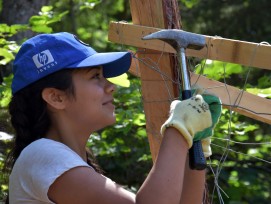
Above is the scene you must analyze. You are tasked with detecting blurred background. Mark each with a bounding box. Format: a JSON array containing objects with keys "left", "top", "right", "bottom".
[{"left": 0, "top": 0, "right": 271, "bottom": 203}]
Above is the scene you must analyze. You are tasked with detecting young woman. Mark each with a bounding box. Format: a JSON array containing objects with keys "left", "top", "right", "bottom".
[{"left": 5, "top": 32, "right": 214, "bottom": 204}]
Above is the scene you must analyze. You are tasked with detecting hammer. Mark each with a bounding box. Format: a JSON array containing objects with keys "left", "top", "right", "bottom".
[{"left": 142, "top": 29, "right": 206, "bottom": 170}]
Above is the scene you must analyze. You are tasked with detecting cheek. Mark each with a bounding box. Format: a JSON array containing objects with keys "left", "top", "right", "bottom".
[
  {"left": 75, "top": 89, "right": 103, "bottom": 114},
  {"left": 66, "top": 100, "right": 99, "bottom": 126}
]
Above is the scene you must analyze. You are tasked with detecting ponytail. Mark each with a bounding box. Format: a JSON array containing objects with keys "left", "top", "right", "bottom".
[
  {"left": 7, "top": 87, "right": 48, "bottom": 166},
  {"left": 6, "top": 69, "right": 72, "bottom": 169}
]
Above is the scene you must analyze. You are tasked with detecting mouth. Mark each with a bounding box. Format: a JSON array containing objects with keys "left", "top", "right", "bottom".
[{"left": 103, "top": 99, "right": 114, "bottom": 106}]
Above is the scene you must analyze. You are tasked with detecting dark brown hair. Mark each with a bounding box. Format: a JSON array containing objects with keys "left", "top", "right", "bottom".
[{"left": 4, "top": 69, "right": 102, "bottom": 203}]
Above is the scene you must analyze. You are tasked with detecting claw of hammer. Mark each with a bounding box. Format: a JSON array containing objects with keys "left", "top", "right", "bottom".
[{"left": 142, "top": 29, "right": 205, "bottom": 50}]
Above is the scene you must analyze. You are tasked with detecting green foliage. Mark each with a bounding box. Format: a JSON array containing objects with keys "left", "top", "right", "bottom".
[
  {"left": 0, "top": 27, "right": 20, "bottom": 201},
  {"left": 197, "top": 58, "right": 271, "bottom": 203},
  {"left": 51, "top": 0, "right": 130, "bottom": 51},
  {"left": 29, "top": 6, "right": 69, "bottom": 33},
  {"left": 180, "top": 0, "right": 200, "bottom": 8},
  {"left": 0, "top": 24, "right": 28, "bottom": 38},
  {"left": 195, "top": 60, "right": 244, "bottom": 81},
  {"left": 107, "top": 73, "right": 130, "bottom": 87},
  {"left": 0, "top": 75, "right": 12, "bottom": 108},
  {"left": 192, "top": 31, "right": 271, "bottom": 202},
  {"left": 246, "top": 87, "right": 271, "bottom": 98},
  {"left": 1, "top": 0, "right": 271, "bottom": 203},
  {"left": 0, "top": 24, "right": 22, "bottom": 65},
  {"left": 208, "top": 108, "right": 271, "bottom": 203}
]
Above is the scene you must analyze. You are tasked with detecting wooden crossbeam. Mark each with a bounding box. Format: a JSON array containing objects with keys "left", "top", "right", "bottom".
[
  {"left": 109, "top": 22, "right": 271, "bottom": 70},
  {"left": 127, "top": 54, "right": 271, "bottom": 125},
  {"left": 108, "top": 22, "right": 271, "bottom": 125}
]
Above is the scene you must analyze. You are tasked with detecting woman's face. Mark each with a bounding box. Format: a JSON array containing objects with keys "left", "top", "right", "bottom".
[{"left": 65, "top": 67, "right": 116, "bottom": 133}]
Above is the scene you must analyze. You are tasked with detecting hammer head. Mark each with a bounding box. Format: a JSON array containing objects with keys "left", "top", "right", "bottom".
[{"left": 142, "top": 29, "right": 205, "bottom": 50}]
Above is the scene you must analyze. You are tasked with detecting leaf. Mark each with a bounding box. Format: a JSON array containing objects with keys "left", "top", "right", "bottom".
[
  {"left": 47, "top": 11, "right": 69, "bottom": 25},
  {"left": 257, "top": 75, "right": 271, "bottom": 88},
  {"left": 246, "top": 87, "right": 271, "bottom": 98},
  {"left": 29, "top": 16, "right": 48, "bottom": 26},
  {"left": 107, "top": 73, "right": 130, "bottom": 87},
  {"left": 196, "top": 60, "right": 243, "bottom": 80},
  {"left": 31, "top": 25, "right": 52, "bottom": 33},
  {"left": 80, "top": 0, "right": 102, "bottom": 10},
  {"left": 0, "top": 48, "right": 14, "bottom": 65},
  {"left": 180, "top": 0, "right": 200, "bottom": 8},
  {"left": 0, "top": 24, "right": 28, "bottom": 36},
  {"left": 0, "top": 75, "right": 12, "bottom": 107},
  {"left": 0, "top": 24, "right": 10, "bottom": 33},
  {"left": 136, "top": 128, "right": 147, "bottom": 138},
  {"left": 244, "top": 124, "right": 258, "bottom": 132},
  {"left": 41, "top": 6, "right": 53, "bottom": 13},
  {"left": 137, "top": 154, "right": 151, "bottom": 162},
  {"left": 133, "top": 113, "right": 145, "bottom": 126}
]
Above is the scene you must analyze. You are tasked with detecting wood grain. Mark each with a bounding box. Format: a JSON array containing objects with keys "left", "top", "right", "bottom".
[
  {"left": 109, "top": 22, "right": 271, "bottom": 70},
  {"left": 129, "top": 0, "right": 181, "bottom": 161}
]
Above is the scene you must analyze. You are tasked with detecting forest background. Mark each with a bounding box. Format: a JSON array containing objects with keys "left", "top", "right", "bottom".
[{"left": 0, "top": 0, "right": 271, "bottom": 203}]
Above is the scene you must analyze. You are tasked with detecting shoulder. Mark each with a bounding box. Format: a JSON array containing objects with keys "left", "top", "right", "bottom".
[
  {"left": 9, "top": 138, "right": 92, "bottom": 202},
  {"left": 21, "top": 138, "right": 86, "bottom": 163},
  {"left": 14, "top": 138, "right": 92, "bottom": 178},
  {"left": 48, "top": 166, "right": 136, "bottom": 204},
  {"left": 22, "top": 138, "right": 77, "bottom": 155}
]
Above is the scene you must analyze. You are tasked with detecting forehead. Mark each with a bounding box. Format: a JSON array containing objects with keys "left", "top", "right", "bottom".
[{"left": 73, "top": 66, "right": 102, "bottom": 74}]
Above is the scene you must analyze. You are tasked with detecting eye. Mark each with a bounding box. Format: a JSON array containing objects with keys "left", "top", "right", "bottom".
[
  {"left": 91, "top": 71, "right": 103, "bottom": 80},
  {"left": 92, "top": 73, "right": 100, "bottom": 79}
]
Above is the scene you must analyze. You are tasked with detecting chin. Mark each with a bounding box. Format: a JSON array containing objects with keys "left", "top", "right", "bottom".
[
  {"left": 109, "top": 116, "right": 116, "bottom": 125},
  {"left": 99, "top": 119, "right": 116, "bottom": 132},
  {"left": 105, "top": 114, "right": 116, "bottom": 126}
]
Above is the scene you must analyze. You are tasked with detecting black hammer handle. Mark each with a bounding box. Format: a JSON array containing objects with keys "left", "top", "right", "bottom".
[{"left": 182, "top": 90, "right": 207, "bottom": 170}]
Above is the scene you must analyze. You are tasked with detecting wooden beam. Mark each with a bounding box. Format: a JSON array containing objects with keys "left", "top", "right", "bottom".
[
  {"left": 190, "top": 74, "right": 271, "bottom": 124},
  {"left": 129, "top": 0, "right": 181, "bottom": 161},
  {"left": 109, "top": 22, "right": 271, "bottom": 70},
  {"left": 127, "top": 58, "right": 271, "bottom": 125}
]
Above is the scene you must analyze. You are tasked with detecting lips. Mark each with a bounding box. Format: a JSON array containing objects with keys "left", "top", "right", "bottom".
[{"left": 103, "top": 99, "right": 114, "bottom": 105}]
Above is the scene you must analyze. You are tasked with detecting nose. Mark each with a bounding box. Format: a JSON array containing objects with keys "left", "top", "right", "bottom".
[{"left": 105, "top": 79, "right": 116, "bottom": 93}]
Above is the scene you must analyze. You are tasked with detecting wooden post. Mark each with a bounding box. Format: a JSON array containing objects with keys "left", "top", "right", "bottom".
[{"left": 129, "top": 0, "right": 181, "bottom": 161}]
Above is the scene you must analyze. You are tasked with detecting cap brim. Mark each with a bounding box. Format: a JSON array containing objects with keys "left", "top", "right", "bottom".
[{"left": 68, "top": 52, "right": 131, "bottom": 78}]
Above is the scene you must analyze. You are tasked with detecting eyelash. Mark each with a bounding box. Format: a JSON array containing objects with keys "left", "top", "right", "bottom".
[{"left": 92, "top": 73, "right": 102, "bottom": 79}]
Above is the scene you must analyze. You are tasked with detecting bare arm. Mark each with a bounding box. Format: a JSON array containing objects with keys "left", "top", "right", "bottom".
[
  {"left": 48, "top": 128, "right": 191, "bottom": 204},
  {"left": 48, "top": 94, "right": 213, "bottom": 204},
  {"left": 180, "top": 157, "right": 206, "bottom": 204},
  {"left": 136, "top": 127, "right": 189, "bottom": 204}
]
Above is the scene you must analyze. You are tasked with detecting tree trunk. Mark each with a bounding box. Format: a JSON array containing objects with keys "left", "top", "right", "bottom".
[{"left": 0, "top": 0, "right": 50, "bottom": 41}]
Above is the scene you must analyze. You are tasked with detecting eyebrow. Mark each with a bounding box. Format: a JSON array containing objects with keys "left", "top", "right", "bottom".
[{"left": 80, "top": 66, "right": 102, "bottom": 74}]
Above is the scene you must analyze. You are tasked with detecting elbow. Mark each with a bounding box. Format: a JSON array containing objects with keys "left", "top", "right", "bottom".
[{"left": 135, "top": 193, "right": 180, "bottom": 204}]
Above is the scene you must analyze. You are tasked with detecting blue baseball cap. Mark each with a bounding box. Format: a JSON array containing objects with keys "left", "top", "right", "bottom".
[{"left": 12, "top": 32, "right": 131, "bottom": 94}]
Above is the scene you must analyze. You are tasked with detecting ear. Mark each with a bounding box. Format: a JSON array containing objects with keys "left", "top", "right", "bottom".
[{"left": 42, "top": 88, "right": 68, "bottom": 110}]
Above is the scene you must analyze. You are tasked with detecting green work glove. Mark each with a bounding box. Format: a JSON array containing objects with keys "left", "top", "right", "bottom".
[
  {"left": 191, "top": 86, "right": 222, "bottom": 157},
  {"left": 192, "top": 86, "right": 222, "bottom": 142},
  {"left": 161, "top": 95, "right": 212, "bottom": 148}
]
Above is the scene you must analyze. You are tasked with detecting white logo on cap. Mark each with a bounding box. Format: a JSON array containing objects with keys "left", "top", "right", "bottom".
[{"left": 32, "top": 50, "right": 55, "bottom": 68}]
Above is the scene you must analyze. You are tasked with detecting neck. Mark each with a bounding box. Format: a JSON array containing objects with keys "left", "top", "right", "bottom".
[{"left": 45, "top": 118, "right": 91, "bottom": 162}]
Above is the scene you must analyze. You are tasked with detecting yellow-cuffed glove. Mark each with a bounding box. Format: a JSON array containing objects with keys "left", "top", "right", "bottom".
[
  {"left": 161, "top": 95, "right": 212, "bottom": 148},
  {"left": 201, "top": 138, "right": 212, "bottom": 157}
]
